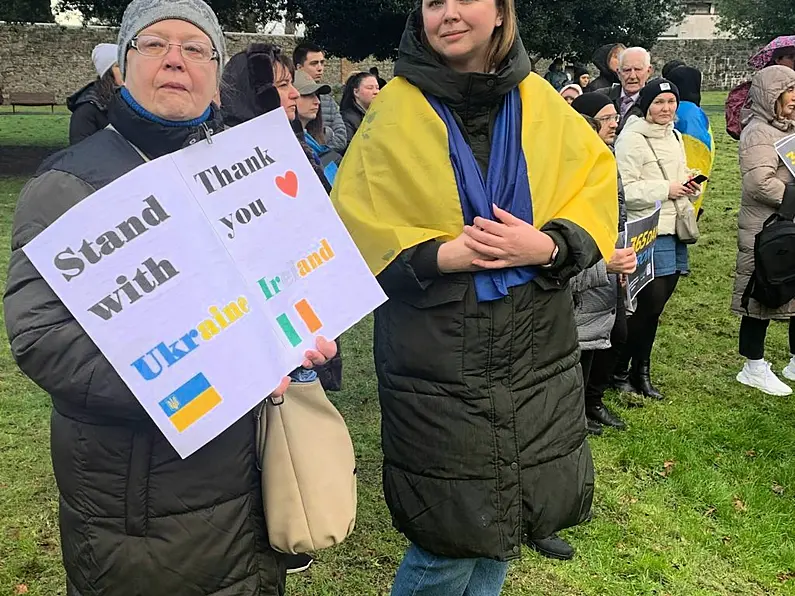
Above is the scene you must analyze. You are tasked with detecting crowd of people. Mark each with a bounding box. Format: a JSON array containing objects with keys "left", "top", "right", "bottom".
[{"left": 6, "top": 0, "right": 795, "bottom": 594}]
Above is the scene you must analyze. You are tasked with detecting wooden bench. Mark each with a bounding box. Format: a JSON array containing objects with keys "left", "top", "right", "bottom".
[{"left": 9, "top": 92, "right": 57, "bottom": 113}]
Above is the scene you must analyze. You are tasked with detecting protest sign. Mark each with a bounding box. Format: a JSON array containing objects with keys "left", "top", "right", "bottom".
[
  {"left": 625, "top": 207, "right": 661, "bottom": 303},
  {"left": 23, "top": 110, "right": 386, "bottom": 458},
  {"left": 775, "top": 134, "right": 795, "bottom": 178}
]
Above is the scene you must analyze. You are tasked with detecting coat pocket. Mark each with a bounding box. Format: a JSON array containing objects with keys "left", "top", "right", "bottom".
[{"left": 376, "top": 279, "right": 468, "bottom": 387}]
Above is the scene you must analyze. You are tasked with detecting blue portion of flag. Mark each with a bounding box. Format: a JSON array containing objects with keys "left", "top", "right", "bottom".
[
  {"left": 675, "top": 102, "right": 713, "bottom": 151},
  {"left": 159, "top": 373, "right": 212, "bottom": 417}
]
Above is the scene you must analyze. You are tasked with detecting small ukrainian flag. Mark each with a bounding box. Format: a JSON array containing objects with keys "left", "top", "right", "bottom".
[{"left": 159, "top": 373, "right": 222, "bottom": 432}]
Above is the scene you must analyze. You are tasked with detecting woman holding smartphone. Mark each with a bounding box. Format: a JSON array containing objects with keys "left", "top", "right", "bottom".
[{"left": 614, "top": 79, "right": 701, "bottom": 401}]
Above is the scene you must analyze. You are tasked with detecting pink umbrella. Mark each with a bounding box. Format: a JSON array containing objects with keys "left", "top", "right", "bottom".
[{"left": 748, "top": 35, "right": 795, "bottom": 70}]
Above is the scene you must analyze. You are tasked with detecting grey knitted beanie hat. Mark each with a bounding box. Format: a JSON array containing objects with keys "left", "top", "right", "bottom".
[{"left": 117, "top": 0, "right": 226, "bottom": 80}]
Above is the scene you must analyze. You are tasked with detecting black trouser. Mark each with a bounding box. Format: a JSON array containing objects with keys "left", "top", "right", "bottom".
[
  {"left": 583, "top": 289, "right": 629, "bottom": 409},
  {"left": 625, "top": 273, "right": 680, "bottom": 365},
  {"left": 739, "top": 316, "right": 795, "bottom": 360}
]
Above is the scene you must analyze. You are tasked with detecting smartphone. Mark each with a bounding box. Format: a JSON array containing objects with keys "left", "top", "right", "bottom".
[{"left": 687, "top": 174, "right": 709, "bottom": 185}]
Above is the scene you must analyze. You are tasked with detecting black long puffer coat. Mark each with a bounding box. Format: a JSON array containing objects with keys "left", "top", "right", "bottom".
[{"left": 4, "top": 93, "right": 285, "bottom": 596}]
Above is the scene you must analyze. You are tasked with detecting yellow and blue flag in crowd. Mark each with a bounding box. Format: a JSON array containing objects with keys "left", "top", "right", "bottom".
[
  {"left": 159, "top": 373, "right": 222, "bottom": 432},
  {"left": 675, "top": 101, "right": 714, "bottom": 214}
]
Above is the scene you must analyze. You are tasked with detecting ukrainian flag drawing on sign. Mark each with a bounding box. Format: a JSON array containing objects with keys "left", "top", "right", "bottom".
[{"left": 159, "top": 373, "right": 222, "bottom": 432}]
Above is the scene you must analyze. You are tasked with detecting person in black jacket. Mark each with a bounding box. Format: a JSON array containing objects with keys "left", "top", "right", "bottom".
[
  {"left": 340, "top": 71, "right": 381, "bottom": 142},
  {"left": 586, "top": 43, "right": 625, "bottom": 92},
  {"left": 66, "top": 43, "right": 123, "bottom": 145},
  {"left": 332, "top": 0, "right": 620, "bottom": 588},
  {"left": 4, "top": 2, "right": 336, "bottom": 595}
]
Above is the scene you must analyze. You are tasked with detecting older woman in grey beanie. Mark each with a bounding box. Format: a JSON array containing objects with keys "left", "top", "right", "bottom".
[{"left": 4, "top": 0, "right": 335, "bottom": 594}]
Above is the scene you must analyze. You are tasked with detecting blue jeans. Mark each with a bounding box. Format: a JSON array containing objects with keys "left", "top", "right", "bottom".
[{"left": 391, "top": 543, "right": 509, "bottom": 596}]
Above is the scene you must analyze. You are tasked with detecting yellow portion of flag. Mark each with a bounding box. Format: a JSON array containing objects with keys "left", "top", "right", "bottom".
[
  {"left": 331, "top": 74, "right": 618, "bottom": 276},
  {"left": 169, "top": 386, "right": 222, "bottom": 432}
]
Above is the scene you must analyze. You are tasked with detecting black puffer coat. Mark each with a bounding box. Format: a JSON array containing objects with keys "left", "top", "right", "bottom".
[
  {"left": 67, "top": 81, "right": 110, "bottom": 145},
  {"left": 373, "top": 12, "right": 596, "bottom": 562},
  {"left": 4, "top": 93, "right": 285, "bottom": 596}
]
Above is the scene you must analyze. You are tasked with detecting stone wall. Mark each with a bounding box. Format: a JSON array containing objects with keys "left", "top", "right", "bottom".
[
  {"left": 0, "top": 23, "right": 764, "bottom": 103},
  {"left": 650, "top": 39, "right": 760, "bottom": 90},
  {"left": 0, "top": 23, "right": 394, "bottom": 103}
]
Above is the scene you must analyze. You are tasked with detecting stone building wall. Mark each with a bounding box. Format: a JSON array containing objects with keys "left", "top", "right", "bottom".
[
  {"left": 0, "top": 24, "right": 394, "bottom": 102},
  {"left": 0, "top": 23, "right": 764, "bottom": 103}
]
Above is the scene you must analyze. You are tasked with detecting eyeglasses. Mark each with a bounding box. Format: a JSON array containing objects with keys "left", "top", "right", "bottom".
[
  {"left": 595, "top": 113, "right": 621, "bottom": 123},
  {"left": 130, "top": 35, "right": 218, "bottom": 63}
]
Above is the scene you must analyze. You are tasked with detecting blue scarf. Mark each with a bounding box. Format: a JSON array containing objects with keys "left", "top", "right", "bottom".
[
  {"left": 120, "top": 87, "right": 212, "bottom": 128},
  {"left": 304, "top": 132, "right": 338, "bottom": 186},
  {"left": 426, "top": 88, "right": 535, "bottom": 302}
]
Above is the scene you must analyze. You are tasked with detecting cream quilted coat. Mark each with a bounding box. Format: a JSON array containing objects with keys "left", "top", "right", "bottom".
[{"left": 732, "top": 66, "right": 795, "bottom": 319}]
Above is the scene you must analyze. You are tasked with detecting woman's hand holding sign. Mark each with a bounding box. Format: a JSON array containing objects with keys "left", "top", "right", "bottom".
[
  {"left": 269, "top": 336, "right": 338, "bottom": 399},
  {"left": 607, "top": 247, "right": 637, "bottom": 275},
  {"left": 462, "top": 205, "right": 557, "bottom": 269}
]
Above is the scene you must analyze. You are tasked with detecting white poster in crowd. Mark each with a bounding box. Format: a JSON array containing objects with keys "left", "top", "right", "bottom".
[
  {"left": 23, "top": 111, "right": 386, "bottom": 458},
  {"left": 625, "top": 207, "right": 661, "bottom": 303},
  {"left": 775, "top": 133, "right": 795, "bottom": 178}
]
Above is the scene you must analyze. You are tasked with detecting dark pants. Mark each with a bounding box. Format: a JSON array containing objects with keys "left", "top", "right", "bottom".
[
  {"left": 625, "top": 273, "right": 680, "bottom": 364},
  {"left": 739, "top": 316, "right": 795, "bottom": 360},
  {"left": 581, "top": 288, "right": 628, "bottom": 409}
]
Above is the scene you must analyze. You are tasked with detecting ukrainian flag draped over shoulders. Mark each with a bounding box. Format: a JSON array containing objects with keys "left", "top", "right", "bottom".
[
  {"left": 675, "top": 101, "right": 715, "bottom": 214},
  {"left": 331, "top": 74, "right": 619, "bottom": 276}
]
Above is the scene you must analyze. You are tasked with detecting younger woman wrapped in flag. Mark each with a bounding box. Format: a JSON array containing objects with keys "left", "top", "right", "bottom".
[{"left": 330, "top": 0, "right": 619, "bottom": 586}]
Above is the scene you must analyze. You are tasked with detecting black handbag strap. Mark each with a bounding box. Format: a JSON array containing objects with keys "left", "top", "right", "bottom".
[{"left": 779, "top": 183, "right": 795, "bottom": 221}]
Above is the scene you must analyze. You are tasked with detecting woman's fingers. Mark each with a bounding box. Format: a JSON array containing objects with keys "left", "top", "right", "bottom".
[
  {"left": 472, "top": 258, "right": 511, "bottom": 269},
  {"left": 301, "top": 336, "right": 338, "bottom": 368},
  {"left": 270, "top": 376, "right": 291, "bottom": 400},
  {"left": 463, "top": 235, "right": 506, "bottom": 258},
  {"left": 471, "top": 217, "right": 507, "bottom": 235},
  {"left": 464, "top": 224, "right": 505, "bottom": 247}
]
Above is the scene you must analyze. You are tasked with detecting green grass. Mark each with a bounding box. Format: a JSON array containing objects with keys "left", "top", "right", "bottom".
[{"left": 1, "top": 94, "right": 795, "bottom": 596}]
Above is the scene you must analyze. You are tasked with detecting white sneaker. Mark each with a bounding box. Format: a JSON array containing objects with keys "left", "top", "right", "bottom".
[
  {"left": 783, "top": 359, "right": 795, "bottom": 381},
  {"left": 736, "top": 362, "right": 792, "bottom": 396}
]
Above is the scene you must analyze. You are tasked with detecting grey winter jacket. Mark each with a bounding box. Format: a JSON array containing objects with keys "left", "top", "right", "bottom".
[
  {"left": 321, "top": 94, "right": 348, "bottom": 153},
  {"left": 572, "top": 166, "right": 627, "bottom": 350}
]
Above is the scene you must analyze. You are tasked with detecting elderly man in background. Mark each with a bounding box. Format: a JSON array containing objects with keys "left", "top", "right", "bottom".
[{"left": 601, "top": 47, "right": 653, "bottom": 135}]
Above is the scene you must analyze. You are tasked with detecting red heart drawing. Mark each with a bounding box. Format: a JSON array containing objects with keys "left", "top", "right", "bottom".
[{"left": 275, "top": 170, "right": 299, "bottom": 198}]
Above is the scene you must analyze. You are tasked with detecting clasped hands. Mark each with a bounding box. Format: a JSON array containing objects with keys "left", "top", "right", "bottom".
[
  {"left": 438, "top": 205, "right": 557, "bottom": 274},
  {"left": 269, "top": 336, "right": 337, "bottom": 399}
]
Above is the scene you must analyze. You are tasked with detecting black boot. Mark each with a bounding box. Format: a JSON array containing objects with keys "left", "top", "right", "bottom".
[
  {"left": 587, "top": 404, "right": 627, "bottom": 430},
  {"left": 586, "top": 418, "right": 603, "bottom": 436},
  {"left": 612, "top": 352, "right": 636, "bottom": 393},
  {"left": 528, "top": 534, "right": 575, "bottom": 560},
  {"left": 630, "top": 359, "right": 664, "bottom": 400}
]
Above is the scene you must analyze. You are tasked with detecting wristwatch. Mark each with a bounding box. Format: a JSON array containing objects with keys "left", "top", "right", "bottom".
[{"left": 541, "top": 243, "right": 559, "bottom": 268}]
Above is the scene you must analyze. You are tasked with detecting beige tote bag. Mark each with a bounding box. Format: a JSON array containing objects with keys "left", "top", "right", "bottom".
[{"left": 256, "top": 379, "right": 357, "bottom": 554}]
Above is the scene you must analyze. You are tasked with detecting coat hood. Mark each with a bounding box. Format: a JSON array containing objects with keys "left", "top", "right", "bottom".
[
  {"left": 591, "top": 43, "right": 621, "bottom": 85},
  {"left": 749, "top": 65, "right": 795, "bottom": 131},
  {"left": 393, "top": 9, "right": 531, "bottom": 113},
  {"left": 622, "top": 114, "right": 675, "bottom": 139},
  {"left": 220, "top": 44, "right": 282, "bottom": 128},
  {"left": 67, "top": 81, "right": 103, "bottom": 113},
  {"left": 667, "top": 66, "right": 702, "bottom": 106}
]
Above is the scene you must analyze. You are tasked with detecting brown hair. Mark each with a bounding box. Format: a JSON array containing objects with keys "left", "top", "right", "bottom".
[
  {"left": 306, "top": 99, "right": 325, "bottom": 143},
  {"left": 486, "top": 0, "right": 517, "bottom": 70}
]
